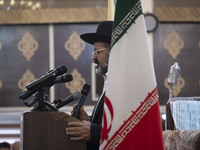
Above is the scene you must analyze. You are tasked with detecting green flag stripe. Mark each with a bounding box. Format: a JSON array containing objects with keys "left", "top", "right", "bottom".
[{"left": 111, "top": 0, "right": 142, "bottom": 48}]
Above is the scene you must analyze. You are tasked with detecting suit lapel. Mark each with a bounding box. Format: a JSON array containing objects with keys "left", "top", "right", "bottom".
[{"left": 91, "top": 92, "right": 105, "bottom": 122}]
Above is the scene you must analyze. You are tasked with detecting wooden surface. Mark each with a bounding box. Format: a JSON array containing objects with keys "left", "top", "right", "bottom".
[{"left": 21, "top": 111, "right": 86, "bottom": 150}]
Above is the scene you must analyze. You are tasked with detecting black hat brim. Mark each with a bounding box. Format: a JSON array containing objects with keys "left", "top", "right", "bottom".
[{"left": 80, "top": 33, "right": 111, "bottom": 45}]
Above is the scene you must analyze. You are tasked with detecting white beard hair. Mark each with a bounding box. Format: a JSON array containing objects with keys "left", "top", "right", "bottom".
[{"left": 96, "top": 65, "right": 108, "bottom": 76}]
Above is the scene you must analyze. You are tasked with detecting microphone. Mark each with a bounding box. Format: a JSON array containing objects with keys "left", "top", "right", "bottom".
[
  {"left": 168, "top": 62, "right": 181, "bottom": 100},
  {"left": 168, "top": 62, "right": 180, "bottom": 86},
  {"left": 56, "top": 91, "right": 81, "bottom": 109},
  {"left": 26, "top": 65, "right": 67, "bottom": 90},
  {"left": 19, "top": 86, "right": 40, "bottom": 100},
  {"left": 23, "top": 98, "right": 36, "bottom": 107},
  {"left": 45, "top": 74, "right": 73, "bottom": 87},
  {"left": 73, "top": 84, "right": 91, "bottom": 118}
]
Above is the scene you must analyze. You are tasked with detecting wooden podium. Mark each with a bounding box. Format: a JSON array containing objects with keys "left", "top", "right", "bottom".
[{"left": 21, "top": 111, "right": 86, "bottom": 150}]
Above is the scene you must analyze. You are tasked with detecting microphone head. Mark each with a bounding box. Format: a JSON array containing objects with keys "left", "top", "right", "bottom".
[
  {"left": 168, "top": 62, "right": 180, "bottom": 85},
  {"left": 44, "top": 74, "right": 73, "bottom": 87},
  {"left": 81, "top": 84, "right": 91, "bottom": 96},
  {"left": 72, "top": 91, "right": 81, "bottom": 100},
  {"left": 57, "top": 65, "right": 67, "bottom": 75},
  {"left": 60, "top": 74, "right": 73, "bottom": 82}
]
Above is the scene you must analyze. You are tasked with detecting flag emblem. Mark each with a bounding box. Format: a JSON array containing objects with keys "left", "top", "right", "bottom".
[{"left": 100, "top": 96, "right": 114, "bottom": 144}]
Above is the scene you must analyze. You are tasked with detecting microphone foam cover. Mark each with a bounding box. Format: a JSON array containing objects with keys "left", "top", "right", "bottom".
[{"left": 72, "top": 91, "right": 81, "bottom": 100}]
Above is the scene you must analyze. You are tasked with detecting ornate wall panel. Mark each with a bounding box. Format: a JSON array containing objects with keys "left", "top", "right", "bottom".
[
  {"left": 0, "top": 7, "right": 107, "bottom": 24},
  {"left": 154, "top": 7, "right": 200, "bottom": 22},
  {"left": 0, "top": 23, "right": 105, "bottom": 107},
  {"left": 54, "top": 23, "right": 104, "bottom": 106},
  {"left": 0, "top": 25, "right": 49, "bottom": 106},
  {"left": 154, "top": 23, "right": 200, "bottom": 105}
]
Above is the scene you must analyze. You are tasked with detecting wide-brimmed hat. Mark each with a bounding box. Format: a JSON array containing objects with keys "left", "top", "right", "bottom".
[{"left": 80, "top": 21, "right": 113, "bottom": 45}]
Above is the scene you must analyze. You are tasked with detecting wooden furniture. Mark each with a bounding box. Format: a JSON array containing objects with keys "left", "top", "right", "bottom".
[{"left": 21, "top": 111, "right": 86, "bottom": 150}]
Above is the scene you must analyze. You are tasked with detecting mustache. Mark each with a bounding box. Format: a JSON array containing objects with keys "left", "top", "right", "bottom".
[{"left": 93, "top": 59, "right": 99, "bottom": 65}]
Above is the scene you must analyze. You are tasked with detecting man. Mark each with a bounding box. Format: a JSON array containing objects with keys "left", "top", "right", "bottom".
[
  {"left": 0, "top": 142, "right": 10, "bottom": 150},
  {"left": 66, "top": 21, "right": 113, "bottom": 150}
]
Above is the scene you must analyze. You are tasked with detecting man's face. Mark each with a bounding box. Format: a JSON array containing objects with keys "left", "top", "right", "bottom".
[{"left": 93, "top": 42, "right": 110, "bottom": 76}]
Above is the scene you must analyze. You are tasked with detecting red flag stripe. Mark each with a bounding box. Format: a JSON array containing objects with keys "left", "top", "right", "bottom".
[{"left": 103, "top": 87, "right": 163, "bottom": 149}]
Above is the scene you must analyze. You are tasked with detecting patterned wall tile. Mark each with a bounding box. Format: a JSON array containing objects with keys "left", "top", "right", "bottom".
[{"left": 154, "top": 23, "right": 200, "bottom": 105}]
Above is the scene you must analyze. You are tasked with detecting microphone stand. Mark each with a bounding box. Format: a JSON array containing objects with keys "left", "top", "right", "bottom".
[
  {"left": 44, "top": 86, "right": 50, "bottom": 101},
  {"left": 31, "top": 87, "right": 58, "bottom": 112},
  {"left": 165, "top": 62, "right": 180, "bottom": 130}
]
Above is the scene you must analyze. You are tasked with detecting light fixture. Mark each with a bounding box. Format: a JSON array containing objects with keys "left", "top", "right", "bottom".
[
  {"left": 0, "top": 0, "right": 4, "bottom": 5},
  {"left": 35, "top": 2, "right": 41, "bottom": 8},
  {"left": 20, "top": 0, "right": 24, "bottom": 5},
  {"left": 28, "top": 1, "right": 32, "bottom": 6},
  {"left": 10, "top": 0, "right": 15, "bottom": 5}
]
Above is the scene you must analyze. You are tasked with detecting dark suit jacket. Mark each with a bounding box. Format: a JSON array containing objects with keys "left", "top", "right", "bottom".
[{"left": 87, "top": 93, "right": 105, "bottom": 150}]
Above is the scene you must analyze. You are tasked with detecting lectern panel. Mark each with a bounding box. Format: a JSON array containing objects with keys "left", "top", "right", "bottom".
[{"left": 21, "top": 112, "right": 86, "bottom": 150}]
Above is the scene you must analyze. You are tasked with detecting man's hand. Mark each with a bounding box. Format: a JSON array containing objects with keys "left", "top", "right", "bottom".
[
  {"left": 71, "top": 104, "right": 89, "bottom": 121},
  {"left": 66, "top": 120, "right": 91, "bottom": 141}
]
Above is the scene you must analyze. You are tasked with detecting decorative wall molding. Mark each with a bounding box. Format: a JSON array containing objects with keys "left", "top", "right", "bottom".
[
  {"left": 18, "top": 32, "right": 39, "bottom": 60},
  {"left": 1, "top": 6, "right": 200, "bottom": 24},
  {"left": 65, "top": 31, "right": 86, "bottom": 60},
  {"left": 0, "top": 7, "right": 107, "bottom": 24},
  {"left": 164, "top": 31, "right": 184, "bottom": 59},
  {"left": 154, "top": 7, "right": 200, "bottom": 22}
]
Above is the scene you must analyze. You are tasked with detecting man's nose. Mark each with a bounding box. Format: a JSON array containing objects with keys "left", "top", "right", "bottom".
[{"left": 92, "top": 53, "right": 97, "bottom": 60}]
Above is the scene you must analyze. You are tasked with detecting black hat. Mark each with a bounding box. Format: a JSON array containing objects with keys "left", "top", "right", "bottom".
[{"left": 80, "top": 21, "right": 113, "bottom": 45}]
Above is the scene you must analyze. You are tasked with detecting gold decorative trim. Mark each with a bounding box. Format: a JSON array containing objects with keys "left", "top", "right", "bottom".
[
  {"left": 18, "top": 69, "right": 37, "bottom": 91},
  {"left": 164, "top": 31, "right": 184, "bottom": 59},
  {"left": 154, "top": 7, "right": 200, "bottom": 22},
  {"left": 0, "top": 7, "right": 107, "bottom": 24},
  {"left": 18, "top": 32, "right": 38, "bottom": 61},
  {"left": 0, "top": 80, "right": 2, "bottom": 89},
  {"left": 65, "top": 31, "right": 86, "bottom": 60},
  {"left": 1, "top": 6, "right": 200, "bottom": 24},
  {"left": 65, "top": 69, "right": 86, "bottom": 94}
]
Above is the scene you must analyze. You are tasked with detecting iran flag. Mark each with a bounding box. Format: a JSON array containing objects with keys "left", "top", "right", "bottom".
[{"left": 100, "top": 0, "right": 164, "bottom": 149}]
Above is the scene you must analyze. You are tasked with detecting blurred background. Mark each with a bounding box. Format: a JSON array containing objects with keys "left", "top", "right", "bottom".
[{"left": 0, "top": 0, "right": 200, "bottom": 145}]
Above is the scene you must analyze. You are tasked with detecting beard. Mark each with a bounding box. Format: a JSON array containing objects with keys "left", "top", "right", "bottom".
[
  {"left": 94, "top": 59, "right": 108, "bottom": 76},
  {"left": 96, "top": 65, "right": 108, "bottom": 76}
]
